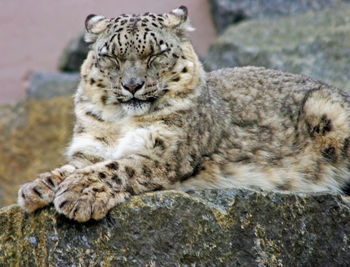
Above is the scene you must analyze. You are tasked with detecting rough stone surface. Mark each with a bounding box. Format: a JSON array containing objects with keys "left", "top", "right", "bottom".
[
  {"left": 208, "top": 0, "right": 350, "bottom": 33},
  {"left": 27, "top": 71, "right": 80, "bottom": 100},
  {"left": 58, "top": 33, "right": 89, "bottom": 72},
  {"left": 0, "top": 189, "right": 349, "bottom": 266},
  {"left": 0, "top": 186, "right": 2, "bottom": 207},
  {"left": 206, "top": 4, "right": 350, "bottom": 92},
  {"left": 0, "top": 97, "right": 74, "bottom": 207}
]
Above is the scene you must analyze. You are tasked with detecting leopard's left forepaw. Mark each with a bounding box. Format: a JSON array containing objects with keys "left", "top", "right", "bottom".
[{"left": 54, "top": 173, "right": 129, "bottom": 222}]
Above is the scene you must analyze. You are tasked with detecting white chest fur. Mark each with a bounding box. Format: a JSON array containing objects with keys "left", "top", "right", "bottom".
[{"left": 66, "top": 123, "right": 168, "bottom": 161}]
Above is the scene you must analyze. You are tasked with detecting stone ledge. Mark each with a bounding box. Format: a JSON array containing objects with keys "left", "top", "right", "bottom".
[{"left": 1, "top": 189, "right": 350, "bottom": 266}]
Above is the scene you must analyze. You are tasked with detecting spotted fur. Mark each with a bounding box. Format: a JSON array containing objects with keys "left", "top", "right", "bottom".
[{"left": 18, "top": 6, "right": 350, "bottom": 222}]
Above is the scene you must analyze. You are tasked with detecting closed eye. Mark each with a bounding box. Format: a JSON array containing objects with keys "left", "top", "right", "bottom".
[
  {"left": 98, "top": 54, "right": 120, "bottom": 69},
  {"left": 147, "top": 48, "right": 170, "bottom": 68},
  {"left": 153, "top": 48, "right": 170, "bottom": 57}
]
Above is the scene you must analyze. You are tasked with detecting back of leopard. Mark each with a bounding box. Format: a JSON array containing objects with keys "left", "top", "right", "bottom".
[
  {"left": 18, "top": 6, "right": 350, "bottom": 222},
  {"left": 178, "top": 67, "right": 350, "bottom": 193}
]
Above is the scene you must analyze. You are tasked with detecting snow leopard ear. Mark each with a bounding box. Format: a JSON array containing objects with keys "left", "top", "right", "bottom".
[
  {"left": 164, "top": 6, "right": 195, "bottom": 37},
  {"left": 84, "top": 14, "right": 109, "bottom": 43}
]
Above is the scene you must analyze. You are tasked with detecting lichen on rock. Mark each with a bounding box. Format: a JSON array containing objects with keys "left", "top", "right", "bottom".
[{"left": 1, "top": 189, "right": 349, "bottom": 266}]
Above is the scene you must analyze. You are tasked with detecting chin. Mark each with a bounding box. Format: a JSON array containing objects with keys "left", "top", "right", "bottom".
[{"left": 121, "top": 99, "right": 151, "bottom": 116}]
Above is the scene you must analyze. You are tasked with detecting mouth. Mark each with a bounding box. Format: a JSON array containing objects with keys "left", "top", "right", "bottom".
[
  {"left": 119, "top": 93, "right": 166, "bottom": 115},
  {"left": 120, "top": 97, "right": 157, "bottom": 114},
  {"left": 122, "top": 97, "right": 157, "bottom": 105}
]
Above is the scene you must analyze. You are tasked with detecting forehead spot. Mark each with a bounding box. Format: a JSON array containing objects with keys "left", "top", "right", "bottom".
[{"left": 109, "top": 34, "right": 116, "bottom": 42}]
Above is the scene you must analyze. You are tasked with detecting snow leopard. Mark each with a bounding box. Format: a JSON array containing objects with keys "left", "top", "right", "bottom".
[{"left": 18, "top": 6, "right": 350, "bottom": 222}]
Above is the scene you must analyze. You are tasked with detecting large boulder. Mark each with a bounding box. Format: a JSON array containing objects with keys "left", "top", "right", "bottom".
[
  {"left": 208, "top": 0, "right": 350, "bottom": 33},
  {"left": 0, "top": 97, "right": 74, "bottom": 207},
  {"left": 27, "top": 71, "right": 80, "bottom": 100},
  {"left": 206, "top": 4, "right": 350, "bottom": 92},
  {"left": 58, "top": 33, "right": 89, "bottom": 72},
  {"left": 0, "top": 189, "right": 349, "bottom": 265}
]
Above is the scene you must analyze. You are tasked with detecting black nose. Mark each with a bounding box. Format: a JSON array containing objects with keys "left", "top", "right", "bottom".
[{"left": 122, "top": 81, "right": 144, "bottom": 94}]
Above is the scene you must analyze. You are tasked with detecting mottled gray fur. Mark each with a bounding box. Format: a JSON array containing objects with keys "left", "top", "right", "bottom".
[{"left": 18, "top": 6, "right": 350, "bottom": 222}]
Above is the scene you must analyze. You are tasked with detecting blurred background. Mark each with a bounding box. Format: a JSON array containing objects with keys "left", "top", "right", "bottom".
[
  {"left": 1, "top": 0, "right": 350, "bottom": 207},
  {"left": 0, "top": 0, "right": 216, "bottom": 104}
]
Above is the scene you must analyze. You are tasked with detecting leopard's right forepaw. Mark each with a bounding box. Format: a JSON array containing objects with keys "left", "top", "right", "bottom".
[{"left": 17, "top": 174, "right": 56, "bottom": 212}]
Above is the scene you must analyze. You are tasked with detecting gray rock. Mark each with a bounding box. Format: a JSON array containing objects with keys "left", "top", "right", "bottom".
[
  {"left": 208, "top": 0, "right": 350, "bottom": 33},
  {"left": 1, "top": 189, "right": 350, "bottom": 265},
  {"left": 206, "top": 4, "right": 350, "bottom": 92},
  {"left": 58, "top": 33, "right": 89, "bottom": 72},
  {"left": 27, "top": 71, "right": 80, "bottom": 100}
]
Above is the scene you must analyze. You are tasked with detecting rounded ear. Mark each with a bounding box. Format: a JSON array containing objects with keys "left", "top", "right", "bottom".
[
  {"left": 164, "top": 6, "right": 195, "bottom": 37},
  {"left": 84, "top": 14, "right": 109, "bottom": 43}
]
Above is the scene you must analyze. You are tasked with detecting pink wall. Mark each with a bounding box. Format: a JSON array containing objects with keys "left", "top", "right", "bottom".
[{"left": 0, "top": 0, "right": 216, "bottom": 104}]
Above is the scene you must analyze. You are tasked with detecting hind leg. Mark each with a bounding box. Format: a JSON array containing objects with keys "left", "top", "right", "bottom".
[
  {"left": 295, "top": 87, "right": 350, "bottom": 190},
  {"left": 299, "top": 88, "right": 350, "bottom": 158},
  {"left": 177, "top": 87, "right": 350, "bottom": 194}
]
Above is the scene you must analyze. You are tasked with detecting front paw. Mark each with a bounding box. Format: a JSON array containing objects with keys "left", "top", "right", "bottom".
[
  {"left": 54, "top": 173, "right": 130, "bottom": 222},
  {"left": 18, "top": 172, "right": 56, "bottom": 212}
]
